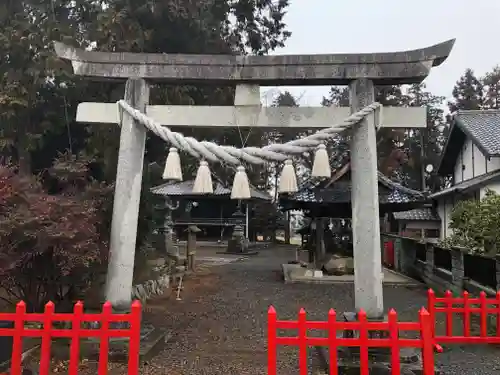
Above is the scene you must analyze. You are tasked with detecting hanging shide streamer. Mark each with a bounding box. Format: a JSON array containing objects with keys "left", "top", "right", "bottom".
[
  {"left": 162, "top": 147, "right": 183, "bottom": 181},
  {"left": 278, "top": 159, "right": 298, "bottom": 194},
  {"left": 193, "top": 160, "right": 213, "bottom": 194},
  {"left": 311, "top": 144, "right": 331, "bottom": 178},
  {"left": 231, "top": 165, "right": 251, "bottom": 200}
]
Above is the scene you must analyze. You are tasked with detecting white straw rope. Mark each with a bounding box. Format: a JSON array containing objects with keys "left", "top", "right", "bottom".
[{"left": 117, "top": 100, "right": 381, "bottom": 166}]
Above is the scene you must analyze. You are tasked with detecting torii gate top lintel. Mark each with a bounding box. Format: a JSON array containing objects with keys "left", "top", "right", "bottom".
[{"left": 53, "top": 39, "right": 455, "bottom": 86}]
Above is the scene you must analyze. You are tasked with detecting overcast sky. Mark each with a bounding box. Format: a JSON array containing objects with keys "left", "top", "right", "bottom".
[{"left": 263, "top": 0, "right": 500, "bottom": 108}]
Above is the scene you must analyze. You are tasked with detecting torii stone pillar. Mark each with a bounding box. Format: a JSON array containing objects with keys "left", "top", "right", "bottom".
[
  {"left": 349, "top": 79, "right": 383, "bottom": 317},
  {"left": 54, "top": 39, "right": 454, "bottom": 317},
  {"left": 105, "top": 78, "right": 149, "bottom": 310}
]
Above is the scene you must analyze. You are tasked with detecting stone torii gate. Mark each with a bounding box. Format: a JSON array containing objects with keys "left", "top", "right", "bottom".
[{"left": 54, "top": 39, "right": 454, "bottom": 319}]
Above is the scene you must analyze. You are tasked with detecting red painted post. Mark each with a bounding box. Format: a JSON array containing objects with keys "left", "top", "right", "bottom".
[
  {"left": 427, "top": 289, "right": 436, "bottom": 338},
  {"left": 327, "top": 309, "right": 338, "bottom": 375},
  {"left": 357, "top": 310, "right": 369, "bottom": 375},
  {"left": 10, "top": 301, "right": 26, "bottom": 375},
  {"left": 496, "top": 292, "right": 500, "bottom": 338},
  {"left": 39, "top": 302, "right": 55, "bottom": 375},
  {"left": 388, "top": 309, "right": 400, "bottom": 375},
  {"left": 128, "top": 300, "right": 142, "bottom": 375},
  {"left": 463, "top": 291, "right": 470, "bottom": 337},
  {"left": 98, "top": 302, "right": 112, "bottom": 375},
  {"left": 444, "top": 290, "right": 453, "bottom": 337},
  {"left": 420, "top": 308, "right": 435, "bottom": 375},
  {"left": 479, "top": 292, "right": 487, "bottom": 338},
  {"left": 69, "top": 301, "right": 83, "bottom": 375},
  {"left": 267, "top": 306, "right": 277, "bottom": 375},
  {"left": 298, "top": 308, "right": 307, "bottom": 375}
]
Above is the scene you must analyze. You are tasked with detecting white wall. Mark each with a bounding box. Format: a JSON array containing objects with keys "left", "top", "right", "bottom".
[
  {"left": 480, "top": 181, "right": 500, "bottom": 198},
  {"left": 453, "top": 139, "right": 494, "bottom": 183},
  {"left": 437, "top": 196, "right": 454, "bottom": 240},
  {"left": 487, "top": 156, "right": 500, "bottom": 173},
  {"left": 439, "top": 137, "right": 500, "bottom": 239}
]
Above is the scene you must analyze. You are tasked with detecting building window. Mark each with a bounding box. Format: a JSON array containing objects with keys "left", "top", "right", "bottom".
[{"left": 425, "top": 229, "right": 440, "bottom": 238}]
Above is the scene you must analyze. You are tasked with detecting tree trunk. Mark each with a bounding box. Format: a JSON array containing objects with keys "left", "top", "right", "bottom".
[{"left": 16, "top": 132, "right": 31, "bottom": 176}]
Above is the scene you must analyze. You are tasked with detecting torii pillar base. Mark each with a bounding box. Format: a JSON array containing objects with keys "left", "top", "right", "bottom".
[{"left": 314, "top": 312, "right": 432, "bottom": 375}]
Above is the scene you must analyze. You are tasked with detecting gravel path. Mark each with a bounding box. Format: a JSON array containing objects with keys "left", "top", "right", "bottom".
[{"left": 136, "top": 246, "right": 500, "bottom": 375}]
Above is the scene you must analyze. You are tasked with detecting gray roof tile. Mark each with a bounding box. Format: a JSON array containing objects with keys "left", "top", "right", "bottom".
[
  {"left": 455, "top": 110, "right": 500, "bottom": 155},
  {"left": 285, "top": 172, "right": 424, "bottom": 205},
  {"left": 393, "top": 208, "right": 440, "bottom": 221}
]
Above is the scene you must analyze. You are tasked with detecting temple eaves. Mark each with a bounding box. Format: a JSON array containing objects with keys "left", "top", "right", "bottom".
[{"left": 53, "top": 39, "right": 455, "bottom": 86}]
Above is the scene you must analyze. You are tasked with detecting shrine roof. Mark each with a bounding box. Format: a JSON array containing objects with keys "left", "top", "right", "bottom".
[
  {"left": 151, "top": 180, "right": 272, "bottom": 201},
  {"left": 280, "top": 162, "right": 424, "bottom": 207}
]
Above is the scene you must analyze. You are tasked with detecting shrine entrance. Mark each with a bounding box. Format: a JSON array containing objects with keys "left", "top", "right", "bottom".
[{"left": 54, "top": 39, "right": 455, "bottom": 372}]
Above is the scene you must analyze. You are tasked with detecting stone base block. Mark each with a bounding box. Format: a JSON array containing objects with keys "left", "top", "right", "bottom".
[
  {"left": 52, "top": 322, "right": 169, "bottom": 363},
  {"left": 315, "top": 345, "right": 440, "bottom": 375},
  {"left": 315, "top": 346, "right": 439, "bottom": 375},
  {"left": 227, "top": 237, "right": 249, "bottom": 253},
  {"left": 312, "top": 311, "right": 440, "bottom": 375}
]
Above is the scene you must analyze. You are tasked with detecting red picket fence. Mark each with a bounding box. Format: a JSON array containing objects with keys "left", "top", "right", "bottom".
[
  {"left": 0, "top": 300, "right": 142, "bottom": 375},
  {"left": 428, "top": 289, "right": 500, "bottom": 344},
  {"left": 267, "top": 306, "right": 437, "bottom": 375}
]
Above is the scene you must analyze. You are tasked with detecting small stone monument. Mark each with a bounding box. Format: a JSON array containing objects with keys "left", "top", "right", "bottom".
[{"left": 185, "top": 225, "right": 201, "bottom": 271}]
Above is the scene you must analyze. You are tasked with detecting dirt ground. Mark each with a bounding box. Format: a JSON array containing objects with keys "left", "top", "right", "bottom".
[{"left": 43, "top": 245, "right": 500, "bottom": 375}]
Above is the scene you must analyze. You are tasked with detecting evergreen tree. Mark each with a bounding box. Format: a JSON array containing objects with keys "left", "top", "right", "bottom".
[
  {"left": 482, "top": 66, "right": 500, "bottom": 110},
  {"left": 403, "top": 83, "right": 446, "bottom": 190},
  {"left": 0, "top": 0, "right": 99, "bottom": 175},
  {"left": 321, "top": 85, "right": 410, "bottom": 178},
  {"left": 0, "top": 0, "right": 293, "bottom": 254},
  {"left": 321, "top": 87, "right": 349, "bottom": 107},
  {"left": 448, "top": 68, "right": 484, "bottom": 112}
]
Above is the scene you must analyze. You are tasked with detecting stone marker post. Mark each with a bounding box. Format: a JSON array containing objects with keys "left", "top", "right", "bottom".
[{"left": 186, "top": 225, "right": 201, "bottom": 271}]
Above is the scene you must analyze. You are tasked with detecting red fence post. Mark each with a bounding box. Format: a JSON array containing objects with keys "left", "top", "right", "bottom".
[
  {"left": 327, "top": 309, "right": 338, "bottom": 375},
  {"left": 267, "top": 306, "right": 277, "bottom": 375},
  {"left": 98, "top": 302, "right": 112, "bottom": 375},
  {"left": 357, "top": 310, "right": 369, "bottom": 375},
  {"left": 427, "top": 289, "right": 435, "bottom": 338},
  {"left": 298, "top": 308, "right": 307, "bottom": 375},
  {"left": 496, "top": 292, "right": 500, "bottom": 338},
  {"left": 463, "top": 291, "right": 470, "bottom": 337},
  {"left": 444, "top": 290, "right": 453, "bottom": 337},
  {"left": 479, "top": 292, "right": 487, "bottom": 338},
  {"left": 388, "top": 309, "right": 400, "bottom": 375},
  {"left": 69, "top": 301, "right": 83, "bottom": 375},
  {"left": 10, "top": 301, "right": 26, "bottom": 375},
  {"left": 127, "top": 301, "right": 142, "bottom": 375},
  {"left": 420, "top": 308, "right": 435, "bottom": 375},
  {"left": 39, "top": 302, "right": 55, "bottom": 375}
]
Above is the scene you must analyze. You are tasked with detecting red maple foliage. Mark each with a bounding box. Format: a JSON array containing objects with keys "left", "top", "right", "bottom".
[{"left": 0, "top": 154, "right": 112, "bottom": 311}]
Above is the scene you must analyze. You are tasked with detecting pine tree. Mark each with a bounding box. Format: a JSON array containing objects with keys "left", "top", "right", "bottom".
[
  {"left": 482, "top": 66, "right": 500, "bottom": 110},
  {"left": 321, "top": 87, "right": 349, "bottom": 107},
  {"left": 448, "top": 69, "right": 484, "bottom": 112}
]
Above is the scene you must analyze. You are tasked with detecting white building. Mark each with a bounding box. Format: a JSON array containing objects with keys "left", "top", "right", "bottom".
[{"left": 431, "top": 110, "right": 500, "bottom": 239}]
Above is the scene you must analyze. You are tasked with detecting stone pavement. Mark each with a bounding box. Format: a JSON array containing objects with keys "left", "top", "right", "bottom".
[{"left": 126, "top": 245, "right": 500, "bottom": 375}]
